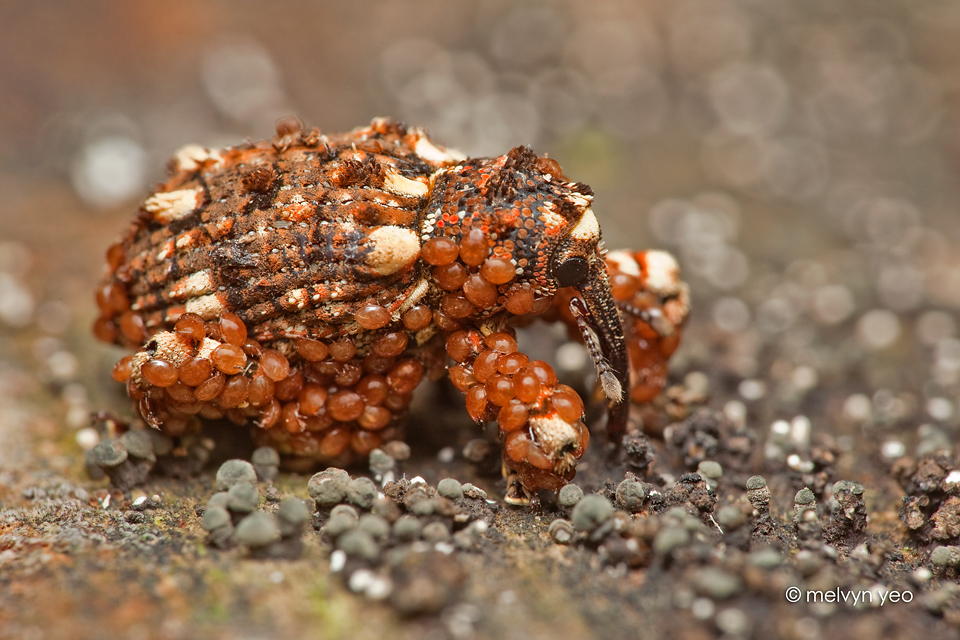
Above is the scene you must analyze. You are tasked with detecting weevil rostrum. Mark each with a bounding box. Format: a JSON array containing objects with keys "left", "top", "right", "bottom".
[{"left": 94, "top": 117, "right": 689, "bottom": 505}]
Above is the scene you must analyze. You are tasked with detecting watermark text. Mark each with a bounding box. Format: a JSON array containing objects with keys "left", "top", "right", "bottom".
[{"left": 785, "top": 586, "right": 913, "bottom": 606}]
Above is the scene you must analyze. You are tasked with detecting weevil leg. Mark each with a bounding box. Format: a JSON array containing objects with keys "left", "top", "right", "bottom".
[
  {"left": 604, "top": 250, "right": 689, "bottom": 405},
  {"left": 445, "top": 328, "right": 587, "bottom": 505},
  {"left": 617, "top": 301, "right": 676, "bottom": 337},
  {"left": 90, "top": 410, "right": 132, "bottom": 435},
  {"left": 502, "top": 461, "right": 532, "bottom": 506},
  {"left": 568, "top": 297, "right": 623, "bottom": 403}
]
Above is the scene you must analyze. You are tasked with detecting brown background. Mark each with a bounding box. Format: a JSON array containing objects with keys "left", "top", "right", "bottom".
[{"left": 2, "top": 1, "right": 960, "bottom": 639}]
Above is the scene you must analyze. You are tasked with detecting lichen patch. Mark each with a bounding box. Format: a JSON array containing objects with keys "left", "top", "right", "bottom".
[
  {"left": 170, "top": 270, "right": 215, "bottom": 299},
  {"left": 530, "top": 415, "right": 579, "bottom": 461},
  {"left": 282, "top": 288, "right": 309, "bottom": 310},
  {"left": 144, "top": 188, "right": 202, "bottom": 223},
  {"left": 606, "top": 251, "right": 641, "bottom": 277},
  {"left": 569, "top": 208, "right": 600, "bottom": 242},
  {"left": 413, "top": 133, "right": 466, "bottom": 164},
  {"left": 174, "top": 144, "right": 223, "bottom": 171},
  {"left": 366, "top": 226, "right": 420, "bottom": 276},
  {"left": 185, "top": 293, "right": 226, "bottom": 319},
  {"left": 383, "top": 169, "right": 429, "bottom": 198},
  {"left": 642, "top": 251, "right": 681, "bottom": 296}
]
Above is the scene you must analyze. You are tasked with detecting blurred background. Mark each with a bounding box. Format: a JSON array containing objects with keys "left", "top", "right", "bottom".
[{"left": 2, "top": 0, "right": 960, "bottom": 472}]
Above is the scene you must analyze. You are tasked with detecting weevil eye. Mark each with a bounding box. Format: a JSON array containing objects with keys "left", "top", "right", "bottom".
[{"left": 553, "top": 256, "right": 589, "bottom": 288}]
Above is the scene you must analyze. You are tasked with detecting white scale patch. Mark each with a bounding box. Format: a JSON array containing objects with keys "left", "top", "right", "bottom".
[
  {"left": 606, "top": 250, "right": 641, "bottom": 277},
  {"left": 285, "top": 288, "right": 308, "bottom": 309},
  {"left": 565, "top": 183, "right": 593, "bottom": 208},
  {"left": 529, "top": 415, "right": 579, "bottom": 460},
  {"left": 366, "top": 226, "right": 420, "bottom": 276},
  {"left": 383, "top": 169, "right": 429, "bottom": 198},
  {"left": 537, "top": 203, "right": 566, "bottom": 230},
  {"left": 144, "top": 188, "right": 202, "bottom": 223},
  {"left": 418, "top": 169, "right": 453, "bottom": 239},
  {"left": 131, "top": 331, "right": 219, "bottom": 387},
  {"left": 185, "top": 293, "right": 225, "bottom": 319},
  {"left": 642, "top": 250, "right": 681, "bottom": 295},
  {"left": 147, "top": 332, "right": 193, "bottom": 366},
  {"left": 412, "top": 133, "right": 466, "bottom": 164},
  {"left": 196, "top": 337, "right": 222, "bottom": 360},
  {"left": 174, "top": 145, "right": 223, "bottom": 172},
  {"left": 395, "top": 278, "right": 431, "bottom": 319},
  {"left": 568, "top": 208, "right": 599, "bottom": 242},
  {"left": 170, "top": 270, "right": 215, "bottom": 299},
  {"left": 156, "top": 238, "right": 175, "bottom": 261}
]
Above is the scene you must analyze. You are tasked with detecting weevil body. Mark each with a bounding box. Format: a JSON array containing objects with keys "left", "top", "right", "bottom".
[{"left": 95, "top": 118, "right": 689, "bottom": 504}]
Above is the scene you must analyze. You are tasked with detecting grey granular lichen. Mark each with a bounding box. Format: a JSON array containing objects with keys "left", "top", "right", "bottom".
[
  {"left": 697, "top": 460, "right": 722, "bottom": 480},
  {"left": 571, "top": 494, "right": 614, "bottom": 532},
  {"left": 119, "top": 430, "right": 155, "bottom": 461},
  {"left": 331, "top": 504, "right": 360, "bottom": 522},
  {"left": 368, "top": 449, "right": 395, "bottom": 477},
  {"left": 226, "top": 482, "right": 260, "bottom": 513},
  {"left": 234, "top": 512, "right": 281, "bottom": 548},
  {"left": 276, "top": 499, "right": 310, "bottom": 537},
  {"left": 216, "top": 459, "right": 257, "bottom": 491},
  {"left": 207, "top": 492, "right": 229, "bottom": 510},
  {"left": 346, "top": 477, "right": 378, "bottom": 509},
  {"left": 653, "top": 526, "right": 690, "bottom": 556},
  {"left": 251, "top": 446, "right": 280, "bottom": 467},
  {"left": 90, "top": 439, "right": 128, "bottom": 468},
  {"left": 422, "top": 521, "right": 451, "bottom": 543},
  {"left": 337, "top": 529, "right": 380, "bottom": 561},
  {"left": 326, "top": 513, "right": 358, "bottom": 539},
  {"left": 252, "top": 447, "right": 280, "bottom": 482},
  {"left": 437, "top": 478, "right": 464, "bottom": 501},
  {"left": 693, "top": 568, "right": 743, "bottom": 600},
  {"left": 715, "top": 505, "right": 746, "bottom": 531},
  {"left": 308, "top": 468, "right": 350, "bottom": 508},
  {"left": 559, "top": 483, "right": 584, "bottom": 509},
  {"left": 326, "top": 504, "right": 360, "bottom": 539},
  {"left": 615, "top": 480, "right": 646, "bottom": 512},
  {"left": 358, "top": 514, "right": 391, "bottom": 543},
  {"left": 393, "top": 516, "right": 422, "bottom": 542},
  {"left": 202, "top": 506, "right": 231, "bottom": 532},
  {"left": 930, "top": 545, "right": 960, "bottom": 567}
]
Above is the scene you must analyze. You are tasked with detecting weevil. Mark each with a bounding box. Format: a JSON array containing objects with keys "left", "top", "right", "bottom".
[{"left": 95, "top": 117, "right": 689, "bottom": 504}]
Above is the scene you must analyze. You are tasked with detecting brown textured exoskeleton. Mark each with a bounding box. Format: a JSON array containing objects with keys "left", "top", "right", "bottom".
[{"left": 95, "top": 117, "right": 689, "bottom": 504}]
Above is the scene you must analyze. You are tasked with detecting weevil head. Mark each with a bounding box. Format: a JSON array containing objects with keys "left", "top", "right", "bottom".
[
  {"left": 504, "top": 151, "right": 631, "bottom": 433},
  {"left": 545, "top": 210, "right": 630, "bottom": 435}
]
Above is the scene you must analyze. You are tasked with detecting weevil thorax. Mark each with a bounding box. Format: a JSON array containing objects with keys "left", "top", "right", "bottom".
[{"left": 421, "top": 146, "right": 603, "bottom": 300}]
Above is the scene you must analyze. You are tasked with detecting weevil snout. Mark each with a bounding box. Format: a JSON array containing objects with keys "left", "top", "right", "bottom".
[{"left": 550, "top": 210, "right": 631, "bottom": 436}]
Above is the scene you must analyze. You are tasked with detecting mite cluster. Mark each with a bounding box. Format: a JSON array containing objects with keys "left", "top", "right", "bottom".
[{"left": 106, "top": 309, "right": 422, "bottom": 464}]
